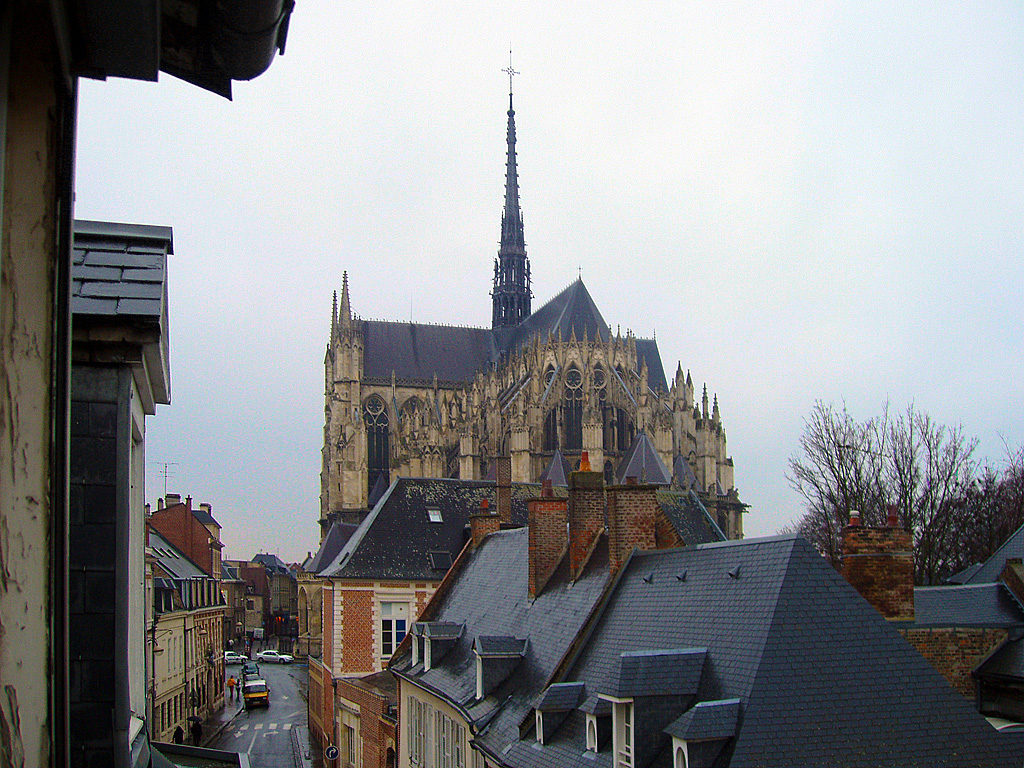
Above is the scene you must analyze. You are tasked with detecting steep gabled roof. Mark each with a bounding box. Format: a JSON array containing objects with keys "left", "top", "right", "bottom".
[
  {"left": 963, "top": 523, "right": 1024, "bottom": 585},
  {"left": 321, "top": 478, "right": 538, "bottom": 581},
  {"left": 538, "top": 450, "right": 573, "bottom": 487},
  {"left": 391, "top": 528, "right": 612, "bottom": 755},
  {"left": 395, "top": 533, "right": 1021, "bottom": 768},
  {"left": 362, "top": 320, "right": 496, "bottom": 383},
  {"left": 615, "top": 431, "right": 672, "bottom": 485},
  {"left": 306, "top": 521, "right": 361, "bottom": 575},
  {"left": 912, "top": 583, "right": 1024, "bottom": 629},
  {"left": 358, "top": 278, "right": 670, "bottom": 391}
]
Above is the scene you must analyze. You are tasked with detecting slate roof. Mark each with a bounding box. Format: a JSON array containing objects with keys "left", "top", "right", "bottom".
[
  {"left": 663, "top": 698, "right": 740, "bottom": 741},
  {"left": 72, "top": 219, "right": 173, "bottom": 407},
  {"left": 656, "top": 489, "right": 726, "bottom": 545},
  {"left": 391, "top": 528, "right": 612, "bottom": 760},
  {"left": 362, "top": 321, "right": 496, "bottom": 383},
  {"left": 538, "top": 450, "right": 573, "bottom": 487},
  {"left": 318, "top": 477, "right": 539, "bottom": 580},
  {"left": 192, "top": 507, "right": 220, "bottom": 527},
  {"left": 305, "top": 521, "right": 361, "bottom": 574},
  {"left": 317, "top": 476, "right": 721, "bottom": 582},
  {"left": 615, "top": 431, "right": 673, "bottom": 485},
  {"left": 976, "top": 637, "right": 1024, "bottom": 682},
  {"left": 72, "top": 219, "right": 172, "bottom": 319},
  {"left": 608, "top": 648, "right": 706, "bottom": 699},
  {"left": 911, "top": 583, "right": 1024, "bottom": 629},
  {"left": 359, "top": 278, "right": 669, "bottom": 391},
  {"left": 253, "top": 553, "right": 291, "bottom": 575},
  {"left": 395, "top": 533, "right": 1022, "bottom": 768},
  {"left": 149, "top": 530, "right": 206, "bottom": 580},
  {"left": 536, "top": 682, "right": 584, "bottom": 712},
  {"left": 962, "top": 523, "right": 1024, "bottom": 585}
]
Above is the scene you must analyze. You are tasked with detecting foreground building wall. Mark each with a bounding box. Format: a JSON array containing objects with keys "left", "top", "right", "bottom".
[{"left": 0, "top": 5, "right": 75, "bottom": 763}]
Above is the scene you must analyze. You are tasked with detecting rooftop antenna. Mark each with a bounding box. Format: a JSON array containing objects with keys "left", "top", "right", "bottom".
[{"left": 152, "top": 462, "right": 178, "bottom": 497}]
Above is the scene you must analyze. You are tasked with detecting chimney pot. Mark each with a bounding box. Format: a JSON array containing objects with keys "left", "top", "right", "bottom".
[
  {"left": 579, "top": 451, "right": 591, "bottom": 472},
  {"left": 480, "top": 498, "right": 489, "bottom": 512},
  {"left": 849, "top": 510, "right": 861, "bottom": 527},
  {"left": 542, "top": 479, "right": 553, "bottom": 498},
  {"left": 626, "top": 476, "right": 638, "bottom": 486},
  {"left": 887, "top": 505, "right": 899, "bottom": 527}
]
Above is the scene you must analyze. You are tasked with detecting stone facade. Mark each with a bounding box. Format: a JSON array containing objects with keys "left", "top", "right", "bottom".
[
  {"left": 321, "top": 293, "right": 738, "bottom": 536},
  {"left": 319, "top": 94, "right": 741, "bottom": 541}
]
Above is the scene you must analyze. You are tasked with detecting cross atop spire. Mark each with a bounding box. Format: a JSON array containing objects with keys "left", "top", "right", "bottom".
[{"left": 503, "top": 50, "right": 519, "bottom": 109}]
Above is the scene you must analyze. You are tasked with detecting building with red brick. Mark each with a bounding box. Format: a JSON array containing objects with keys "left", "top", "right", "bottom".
[
  {"left": 841, "top": 512, "right": 1024, "bottom": 720},
  {"left": 389, "top": 472, "right": 1021, "bottom": 768},
  {"left": 306, "top": 457, "right": 726, "bottom": 764}
]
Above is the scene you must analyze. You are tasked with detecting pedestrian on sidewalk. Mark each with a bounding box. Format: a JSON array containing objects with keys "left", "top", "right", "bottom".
[
  {"left": 172, "top": 725, "right": 184, "bottom": 744},
  {"left": 190, "top": 719, "right": 203, "bottom": 747},
  {"left": 226, "top": 675, "right": 237, "bottom": 701}
]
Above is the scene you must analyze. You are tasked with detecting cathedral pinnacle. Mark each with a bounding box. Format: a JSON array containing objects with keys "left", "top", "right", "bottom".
[
  {"left": 339, "top": 271, "right": 352, "bottom": 327},
  {"left": 492, "top": 54, "right": 532, "bottom": 329}
]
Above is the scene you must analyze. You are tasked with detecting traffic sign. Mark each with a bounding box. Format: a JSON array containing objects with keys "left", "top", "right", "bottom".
[{"left": 325, "top": 745, "right": 339, "bottom": 761}]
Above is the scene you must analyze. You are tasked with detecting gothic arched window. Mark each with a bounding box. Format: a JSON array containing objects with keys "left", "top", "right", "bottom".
[
  {"left": 564, "top": 367, "right": 584, "bottom": 451},
  {"left": 543, "top": 409, "right": 558, "bottom": 452},
  {"left": 616, "top": 407, "right": 634, "bottom": 452},
  {"left": 364, "top": 396, "right": 389, "bottom": 497}
]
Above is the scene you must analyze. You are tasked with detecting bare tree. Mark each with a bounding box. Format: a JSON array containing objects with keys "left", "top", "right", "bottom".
[
  {"left": 787, "top": 401, "right": 888, "bottom": 567},
  {"left": 787, "top": 401, "right": 1004, "bottom": 584}
]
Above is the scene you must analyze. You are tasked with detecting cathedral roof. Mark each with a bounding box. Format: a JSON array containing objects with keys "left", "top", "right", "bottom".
[
  {"left": 538, "top": 450, "right": 574, "bottom": 487},
  {"left": 615, "top": 431, "right": 673, "bottom": 485},
  {"left": 358, "top": 279, "right": 669, "bottom": 391},
  {"left": 361, "top": 321, "right": 497, "bottom": 383}
]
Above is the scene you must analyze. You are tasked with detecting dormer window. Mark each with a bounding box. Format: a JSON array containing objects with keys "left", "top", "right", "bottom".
[
  {"left": 614, "top": 701, "right": 634, "bottom": 768},
  {"left": 427, "top": 508, "right": 443, "bottom": 523},
  {"left": 586, "top": 716, "right": 598, "bottom": 752}
]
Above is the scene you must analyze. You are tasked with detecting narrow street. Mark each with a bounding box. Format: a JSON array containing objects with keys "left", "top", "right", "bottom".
[{"left": 208, "top": 661, "right": 323, "bottom": 768}]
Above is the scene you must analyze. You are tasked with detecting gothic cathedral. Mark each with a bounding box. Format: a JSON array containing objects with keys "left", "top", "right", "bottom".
[{"left": 321, "top": 90, "right": 743, "bottom": 538}]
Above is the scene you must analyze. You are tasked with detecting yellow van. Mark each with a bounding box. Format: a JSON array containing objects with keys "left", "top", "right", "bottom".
[{"left": 243, "top": 679, "right": 269, "bottom": 709}]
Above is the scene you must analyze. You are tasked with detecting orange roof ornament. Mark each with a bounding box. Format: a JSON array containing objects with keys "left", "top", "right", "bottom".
[{"left": 579, "top": 451, "right": 591, "bottom": 472}]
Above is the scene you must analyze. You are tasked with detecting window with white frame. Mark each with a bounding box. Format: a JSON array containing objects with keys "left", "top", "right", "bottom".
[
  {"left": 586, "top": 715, "right": 598, "bottom": 752},
  {"left": 407, "top": 696, "right": 432, "bottom": 767},
  {"left": 434, "top": 710, "right": 466, "bottom": 768},
  {"left": 381, "top": 602, "right": 408, "bottom": 658},
  {"left": 344, "top": 724, "right": 357, "bottom": 767},
  {"left": 613, "top": 701, "right": 634, "bottom": 768},
  {"left": 674, "top": 743, "right": 687, "bottom": 768}
]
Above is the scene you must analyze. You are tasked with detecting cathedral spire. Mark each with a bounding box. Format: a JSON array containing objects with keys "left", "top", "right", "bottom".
[
  {"left": 492, "top": 54, "right": 532, "bottom": 329},
  {"left": 339, "top": 271, "right": 352, "bottom": 327}
]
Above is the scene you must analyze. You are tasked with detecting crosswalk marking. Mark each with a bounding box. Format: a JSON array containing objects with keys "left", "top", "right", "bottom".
[
  {"left": 254, "top": 724, "right": 263, "bottom": 730},
  {"left": 283, "top": 724, "right": 292, "bottom": 731},
  {"left": 238, "top": 724, "right": 249, "bottom": 731},
  {"left": 269, "top": 723, "right": 278, "bottom": 730}
]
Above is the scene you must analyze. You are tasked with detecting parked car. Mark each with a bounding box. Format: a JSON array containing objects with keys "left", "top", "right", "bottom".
[
  {"left": 224, "top": 651, "right": 246, "bottom": 665},
  {"left": 241, "top": 661, "right": 260, "bottom": 681},
  {"left": 255, "top": 650, "right": 293, "bottom": 664},
  {"left": 242, "top": 678, "right": 269, "bottom": 709}
]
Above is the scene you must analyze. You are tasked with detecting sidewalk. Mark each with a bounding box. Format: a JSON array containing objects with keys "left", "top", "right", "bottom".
[{"left": 200, "top": 698, "right": 246, "bottom": 747}]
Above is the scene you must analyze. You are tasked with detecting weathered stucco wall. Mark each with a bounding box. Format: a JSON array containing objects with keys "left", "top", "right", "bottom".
[{"left": 0, "top": 6, "right": 66, "bottom": 765}]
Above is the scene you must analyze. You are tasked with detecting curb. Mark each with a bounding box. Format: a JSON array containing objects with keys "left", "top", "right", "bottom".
[{"left": 201, "top": 703, "right": 246, "bottom": 747}]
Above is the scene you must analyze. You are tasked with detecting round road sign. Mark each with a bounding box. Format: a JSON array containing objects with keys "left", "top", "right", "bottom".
[{"left": 325, "top": 745, "right": 340, "bottom": 761}]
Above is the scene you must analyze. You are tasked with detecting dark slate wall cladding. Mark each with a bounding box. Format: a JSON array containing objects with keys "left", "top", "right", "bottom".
[{"left": 69, "top": 365, "right": 129, "bottom": 768}]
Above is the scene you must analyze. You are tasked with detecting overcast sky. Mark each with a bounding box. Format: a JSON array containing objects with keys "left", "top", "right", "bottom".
[{"left": 74, "top": 0, "right": 1024, "bottom": 563}]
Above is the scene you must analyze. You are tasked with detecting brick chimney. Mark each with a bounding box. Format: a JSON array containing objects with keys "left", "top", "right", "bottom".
[
  {"left": 528, "top": 480, "right": 568, "bottom": 599},
  {"left": 841, "top": 506, "right": 914, "bottom": 621},
  {"left": 495, "top": 456, "right": 512, "bottom": 524},
  {"left": 470, "top": 499, "right": 501, "bottom": 549},
  {"left": 568, "top": 467, "right": 605, "bottom": 580},
  {"left": 607, "top": 478, "right": 659, "bottom": 575}
]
